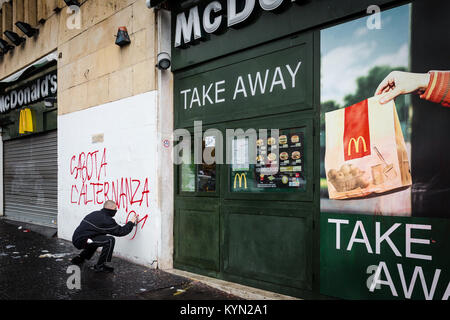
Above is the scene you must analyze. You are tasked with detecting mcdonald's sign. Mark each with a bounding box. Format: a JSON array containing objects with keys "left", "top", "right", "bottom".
[
  {"left": 343, "top": 99, "right": 371, "bottom": 160},
  {"left": 233, "top": 173, "right": 247, "bottom": 189},
  {"left": 347, "top": 136, "right": 368, "bottom": 156},
  {"left": 19, "top": 108, "right": 34, "bottom": 134}
]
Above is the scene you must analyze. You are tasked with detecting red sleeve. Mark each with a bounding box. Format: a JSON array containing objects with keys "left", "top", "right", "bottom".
[{"left": 420, "top": 71, "right": 450, "bottom": 107}]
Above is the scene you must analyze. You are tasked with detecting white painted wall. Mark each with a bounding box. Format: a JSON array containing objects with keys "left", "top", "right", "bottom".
[{"left": 58, "top": 91, "right": 161, "bottom": 267}]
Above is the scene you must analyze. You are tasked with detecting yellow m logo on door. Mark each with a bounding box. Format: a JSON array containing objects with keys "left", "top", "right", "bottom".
[
  {"left": 233, "top": 173, "right": 247, "bottom": 189},
  {"left": 347, "top": 136, "right": 368, "bottom": 156}
]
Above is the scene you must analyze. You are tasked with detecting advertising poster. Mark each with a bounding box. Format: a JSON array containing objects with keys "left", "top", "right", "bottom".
[{"left": 319, "top": 4, "right": 450, "bottom": 299}]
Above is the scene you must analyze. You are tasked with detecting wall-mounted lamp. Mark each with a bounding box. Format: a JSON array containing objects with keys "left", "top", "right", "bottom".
[
  {"left": 4, "top": 31, "right": 25, "bottom": 46},
  {"left": 0, "top": 38, "right": 14, "bottom": 54},
  {"left": 115, "top": 27, "right": 131, "bottom": 47},
  {"left": 15, "top": 22, "right": 39, "bottom": 38},
  {"left": 146, "top": 0, "right": 170, "bottom": 9},
  {"left": 64, "top": 0, "right": 80, "bottom": 6},
  {"left": 156, "top": 52, "right": 171, "bottom": 70},
  {"left": 44, "top": 97, "right": 57, "bottom": 108}
]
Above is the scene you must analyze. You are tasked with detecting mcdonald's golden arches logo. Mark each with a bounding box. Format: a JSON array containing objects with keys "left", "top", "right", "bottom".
[
  {"left": 19, "top": 108, "right": 34, "bottom": 134},
  {"left": 343, "top": 99, "right": 371, "bottom": 161},
  {"left": 347, "top": 136, "right": 368, "bottom": 156},
  {"left": 233, "top": 173, "right": 247, "bottom": 189}
]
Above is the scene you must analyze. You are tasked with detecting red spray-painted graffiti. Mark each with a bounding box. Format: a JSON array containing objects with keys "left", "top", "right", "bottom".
[
  {"left": 126, "top": 211, "right": 149, "bottom": 240},
  {"left": 69, "top": 148, "right": 150, "bottom": 240}
]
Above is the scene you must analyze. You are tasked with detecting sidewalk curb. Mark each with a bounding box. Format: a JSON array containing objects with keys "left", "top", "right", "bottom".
[
  {"left": 2, "top": 218, "right": 57, "bottom": 238},
  {"left": 165, "top": 269, "right": 300, "bottom": 300}
]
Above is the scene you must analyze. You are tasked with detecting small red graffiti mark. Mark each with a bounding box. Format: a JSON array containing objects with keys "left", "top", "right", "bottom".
[
  {"left": 126, "top": 210, "right": 149, "bottom": 240},
  {"left": 70, "top": 185, "right": 79, "bottom": 204},
  {"left": 163, "top": 139, "right": 170, "bottom": 148}
]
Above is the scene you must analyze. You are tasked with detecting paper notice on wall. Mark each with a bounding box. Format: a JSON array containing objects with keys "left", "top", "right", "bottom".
[
  {"left": 205, "top": 135, "right": 216, "bottom": 148},
  {"left": 232, "top": 137, "right": 249, "bottom": 171}
]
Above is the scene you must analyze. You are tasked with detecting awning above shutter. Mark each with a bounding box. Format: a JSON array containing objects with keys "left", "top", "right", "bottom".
[{"left": 0, "top": 51, "right": 57, "bottom": 84}]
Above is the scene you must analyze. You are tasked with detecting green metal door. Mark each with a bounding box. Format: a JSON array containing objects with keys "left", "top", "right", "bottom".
[{"left": 173, "top": 32, "right": 319, "bottom": 298}]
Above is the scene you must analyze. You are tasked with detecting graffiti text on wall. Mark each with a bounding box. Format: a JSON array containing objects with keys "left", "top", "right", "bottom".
[{"left": 69, "top": 148, "right": 150, "bottom": 239}]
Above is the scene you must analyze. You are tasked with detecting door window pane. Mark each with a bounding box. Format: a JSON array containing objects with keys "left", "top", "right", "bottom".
[
  {"left": 179, "top": 135, "right": 216, "bottom": 193},
  {"left": 198, "top": 135, "right": 216, "bottom": 192},
  {"left": 230, "top": 128, "right": 306, "bottom": 193},
  {"left": 181, "top": 163, "right": 195, "bottom": 192}
]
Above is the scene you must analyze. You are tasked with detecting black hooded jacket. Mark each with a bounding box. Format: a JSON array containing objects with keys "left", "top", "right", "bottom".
[{"left": 72, "top": 208, "right": 135, "bottom": 249}]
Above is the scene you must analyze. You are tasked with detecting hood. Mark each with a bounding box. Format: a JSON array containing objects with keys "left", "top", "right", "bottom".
[{"left": 102, "top": 208, "right": 117, "bottom": 217}]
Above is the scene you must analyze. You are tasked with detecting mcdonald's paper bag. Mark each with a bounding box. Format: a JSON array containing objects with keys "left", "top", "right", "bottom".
[{"left": 325, "top": 97, "right": 411, "bottom": 200}]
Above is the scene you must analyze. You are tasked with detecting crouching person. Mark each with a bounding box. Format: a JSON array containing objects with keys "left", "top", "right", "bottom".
[{"left": 71, "top": 200, "right": 137, "bottom": 273}]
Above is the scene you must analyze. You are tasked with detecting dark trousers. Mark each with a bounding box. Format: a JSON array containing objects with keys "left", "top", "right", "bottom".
[{"left": 79, "top": 235, "right": 115, "bottom": 266}]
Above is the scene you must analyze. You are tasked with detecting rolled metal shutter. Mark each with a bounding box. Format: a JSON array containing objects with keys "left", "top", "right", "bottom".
[{"left": 3, "top": 130, "right": 57, "bottom": 227}]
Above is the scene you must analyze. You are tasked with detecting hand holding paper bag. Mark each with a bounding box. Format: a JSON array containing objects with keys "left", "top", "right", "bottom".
[{"left": 325, "top": 97, "right": 411, "bottom": 200}]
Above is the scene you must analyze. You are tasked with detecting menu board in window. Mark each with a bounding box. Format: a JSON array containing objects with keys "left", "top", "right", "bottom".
[{"left": 230, "top": 128, "right": 306, "bottom": 193}]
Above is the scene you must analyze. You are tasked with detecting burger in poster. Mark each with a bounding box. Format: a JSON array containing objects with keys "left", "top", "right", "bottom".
[
  {"left": 267, "top": 137, "right": 276, "bottom": 145},
  {"left": 280, "top": 152, "right": 289, "bottom": 161},
  {"left": 279, "top": 135, "right": 288, "bottom": 145},
  {"left": 291, "top": 135, "right": 299, "bottom": 144},
  {"left": 256, "top": 139, "right": 264, "bottom": 147},
  {"left": 267, "top": 153, "right": 277, "bottom": 162},
  {"left": 292, "top": 151, "right": 301, "bottom": 160}
]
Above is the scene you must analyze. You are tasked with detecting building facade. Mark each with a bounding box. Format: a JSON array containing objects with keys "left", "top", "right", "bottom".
[
  {"left": 167, "top": 0, "right": 450, "bottom": 300},
  {"left": 0, "top": 0, "right": 173, "bottom": 268}
]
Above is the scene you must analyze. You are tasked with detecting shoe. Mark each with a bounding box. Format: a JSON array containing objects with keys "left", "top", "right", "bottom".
[
  {"left": 71, "top": 255, "right": 85, "bottom": 265},
  {"left": 94, "top": 263, "right": 114, "bottom": 273}
]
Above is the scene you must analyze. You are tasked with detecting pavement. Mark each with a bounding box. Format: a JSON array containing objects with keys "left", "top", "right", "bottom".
[{"left": 0, "top": 218, "right": 241, "bottom": 300}]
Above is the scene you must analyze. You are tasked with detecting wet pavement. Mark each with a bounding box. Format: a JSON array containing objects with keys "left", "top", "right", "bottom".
[{"left": 0, "top": 219, "right": 241, "bottom": 300}]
